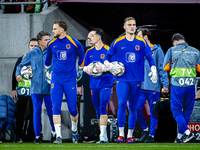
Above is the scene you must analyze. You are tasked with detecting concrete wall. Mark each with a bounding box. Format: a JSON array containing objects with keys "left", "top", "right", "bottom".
[
  {"left": 0, "top": 5, "right": 90, "bottom": 96},
  {"left": 0, "top": 5, "right": 88, "bottom": 141},
  {"left": 0, "top": 14, "right": 31, "bottom": 96}
]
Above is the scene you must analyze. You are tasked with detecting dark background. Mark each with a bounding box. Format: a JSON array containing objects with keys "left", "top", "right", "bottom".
[
  {"left": 60, "top": 3, "right": 200, "bottom": 54},
  {"left": 60, "top": 3, "right": 200, "bottom": 142}
]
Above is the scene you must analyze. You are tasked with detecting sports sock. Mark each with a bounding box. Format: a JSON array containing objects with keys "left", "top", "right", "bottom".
[
  {"left": 144, "top": 127, "right": 149, "bottom": 131},
  {"left": 185, "top": 129, "right": 190, "bottom": 136},
  {"left": 100, "top": 125, "right": 107, "bottom": 138},
  {"left": 36, "top": 136, "right": 40, "bottom": 139},
  {"left": 177, "top": 133, "right": 183, "bottom": 139},
  {"left": 55, "top": 124, "right": 62, "bottom": 138},
  {"left": 119, "top": 127, "right": 124, "bottom": 137},
  {"left": 52, "top": 130, "right": 56, "bottom": 137},
  {"left": 127, "top": 129, "right": 134, "bottom": 138},
  {"left": 71, "top": 120, "right": 78, "bottom": 132},
  {"left": 150, "top": 135, "right": 154, "bottom": 138}
]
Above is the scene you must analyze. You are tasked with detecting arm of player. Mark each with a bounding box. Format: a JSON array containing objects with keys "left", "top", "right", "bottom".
[
  {"left": 146, "top": 54, "right": 157, "bottom": 83},
  {"left": 78, "top": 49, "right": 85, "bottom": 67},
  {"left": 80, "top": 50, "right": 99, "bottom": 76},
  {"left": 45, "top": 45, "right": 53, "bottom": 68},
  {"left": 75, "top": 41, "right": 85, "bottom": 66},
  {"left": 16, "top": 53, "right": 31, "bottom": 82},
  {"left": 148, "top": 66, "right": 157, "bottom": 83},
  {"left": 103, "top": 40, "right": 117, "bottom": 70},
  {"left": 83, "top": 63, "right": 94, "bottom": 75},
  {"left": 103, "top": 53, "right": 112, "bottom": 70}
]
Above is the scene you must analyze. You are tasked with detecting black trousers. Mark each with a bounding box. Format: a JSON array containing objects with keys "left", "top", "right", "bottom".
[
  {"left": 16, "top": 95, "right": 34, "bottom": 141},
  {"left": 83, "top": 86, "right": 97, "bottom": 138}
]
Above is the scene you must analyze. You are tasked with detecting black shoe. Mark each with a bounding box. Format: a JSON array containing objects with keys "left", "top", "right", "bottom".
[
  {"left": 174, "top": 137, "right": 183, "bottom": 143},
  {"left": 183, "top": 133, "right": 195, "bottom": 143},
  {"left": 83, "top": 137, "right": 97, "bottom": 143},
  {"left": 50, "top": 134, "right": 56, "bottom": 143},
  {"left": 139, "top": 131, "right": 148, "bottom": 142},
  {"left": 16, "top": 137, "right": 23, "bottom": 143},
  {"left": 33, "top": 137, "right": 42, "bottom": 144},
  {"left": 145, "top": 135, "right": 154, "bottom": 143}
]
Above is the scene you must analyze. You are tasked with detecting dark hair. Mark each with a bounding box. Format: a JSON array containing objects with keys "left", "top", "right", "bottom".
[
  {"left": 172, "top": 33, "right": 185, "bottom": 42},
  {"left": 92, "top": 28, "right": 105, "bottom": 42},
  {"left": 37, "top": 31, "right": 51, "bottom": 41},
  {"left": 123, "top": 17, "right": 136, "bottom": 25},
  {"left": 29, "top": 38, "right": 38, "bottom": 44},
  {"left": 138, "top": 28, "right": 151, "bottom": 40},
  {"left": 54, "top": 19, "right": 68, "bottom": 31}
]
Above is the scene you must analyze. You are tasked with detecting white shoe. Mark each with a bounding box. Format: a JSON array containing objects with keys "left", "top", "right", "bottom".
[
  {"left": 96, "top": 136, "right": 109, "bottom": 143},
  {"left": 183, "top": 133, "right": 195, "bottom": 143}
]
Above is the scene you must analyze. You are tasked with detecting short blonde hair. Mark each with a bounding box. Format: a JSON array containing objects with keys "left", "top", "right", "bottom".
[{"left": 123, "top": 17, "right": 136, "bottom": 25}]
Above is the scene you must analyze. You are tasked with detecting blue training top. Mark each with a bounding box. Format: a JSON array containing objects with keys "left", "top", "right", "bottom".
[
  {"left": 104, "top": 35, "right": 155, "bottom": 82},
  {"left": 83, "top": 45, "right": 113, "bottom": 89},
  {"left": 45, "top": 35, "right": 85, "bottom": 82}
]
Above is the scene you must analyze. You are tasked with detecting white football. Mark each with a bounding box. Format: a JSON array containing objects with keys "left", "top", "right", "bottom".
[
  {"left": 91, "top": 62, "right": 102, "bottom": 77},
  {"left": 91, "top": 62, "right": 105, "bottom": 77},
  {"left": 20, "top": 66, "right": 33, "bottom": 79},
  {"left": 111, "top": 61, "right": 125, "bottom": 77}
]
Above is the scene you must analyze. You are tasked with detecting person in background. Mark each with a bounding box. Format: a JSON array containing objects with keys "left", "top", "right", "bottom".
[
  {"left": 12, "top": 38, "right": 38, "bottom": 142},
  {"left": 16, "top": 31, "right": 56, "bottom": 144},
  {"left": 77, "top": 31, "right": 97, "bottom": 143},
  {"left": 163, "top": 33, "right": 200, "bottom": 143},
  {"left": 136, "top": 28, "right": 169, "bottom": 143}
]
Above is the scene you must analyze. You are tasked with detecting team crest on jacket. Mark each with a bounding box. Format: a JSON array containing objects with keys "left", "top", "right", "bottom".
[
  {"left": 66, "top": 44, "right": 71, "bottom": 49},
  {"left": 135, "top": 45, "right": 140, "bottom": 51},
  {"left": 57, "top": 50, "right": 67, "bottom": 60},
  {"left": 126, "top": 52, "right": 136, "bottom": 62},
  {"left": 51, "top": 83, "right": 54, "bottom": 89},
  {"left": 100, "top": 54, "right": 105, "bottom": 59}
]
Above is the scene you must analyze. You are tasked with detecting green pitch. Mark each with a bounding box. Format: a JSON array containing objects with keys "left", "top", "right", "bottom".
[{"left": 0, "top": 143, "right": 200, "bottom": 150}]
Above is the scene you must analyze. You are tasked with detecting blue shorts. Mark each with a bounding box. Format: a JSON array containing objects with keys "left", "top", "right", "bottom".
[
  {"left": 91, "top": 87, "right": 112, "bottom": 119},
  {"left": 51, "top": 79, "right": 78, "bottom": 117}
]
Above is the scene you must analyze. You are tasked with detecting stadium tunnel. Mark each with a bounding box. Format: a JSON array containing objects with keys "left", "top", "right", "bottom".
[
  {"left": 55, "top": 0, "right": 200, "bottom": 142},
  {"left": 0, "top": 0, "right": 200, "bottom": 142}
]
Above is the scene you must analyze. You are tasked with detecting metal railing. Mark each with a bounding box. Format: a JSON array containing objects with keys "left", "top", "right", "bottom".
[{"left": 0, "top": 0, "right": 49, "bottom": 13}]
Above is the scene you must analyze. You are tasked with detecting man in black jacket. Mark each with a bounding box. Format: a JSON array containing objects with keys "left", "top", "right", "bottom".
[
  {"left": 12, "top": 38, "right": 38, "bottom": 142},
  {"left": 77, "top": 31, "right": 98, "bottom": 143}
]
